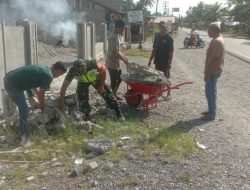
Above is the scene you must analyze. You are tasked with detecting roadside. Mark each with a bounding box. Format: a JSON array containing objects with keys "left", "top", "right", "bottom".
[{"left": 0, "top": 29, "right": 250, "bottom": 189}]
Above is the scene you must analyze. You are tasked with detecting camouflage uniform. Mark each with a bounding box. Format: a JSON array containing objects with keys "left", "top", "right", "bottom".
[{"left": 64, "top": 59, "right": 122, "bottom": 118}]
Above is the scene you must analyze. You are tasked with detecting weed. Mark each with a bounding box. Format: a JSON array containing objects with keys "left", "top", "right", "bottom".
[
  {"left": 180, "top": 172, "right": 192, "bottom": 182},
  {"left": 123, "top": 49, "right": 151, "bottom": 58},
  {"left": 119, "top": 176, "right": 140, "bottom": 187}
]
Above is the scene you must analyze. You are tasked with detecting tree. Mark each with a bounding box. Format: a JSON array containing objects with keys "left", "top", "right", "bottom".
[
  {"left": 184, "top": 2, "right": 227, "bottom": 27},
  {"left": 227, "top": 0, "right": 250, "bottom": 22}
]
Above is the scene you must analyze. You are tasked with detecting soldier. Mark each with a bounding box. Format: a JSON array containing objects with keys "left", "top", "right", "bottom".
[{"left": 59, "top": 59, "right": 125, "bottom": 121}]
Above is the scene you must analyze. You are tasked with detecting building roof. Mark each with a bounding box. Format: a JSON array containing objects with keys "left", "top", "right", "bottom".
[
  {"left": 153, "top": 16, "right": 176, "bottom": 23},
  {"left": 93, "top": 0, "right": 127, "bottom": 12}
]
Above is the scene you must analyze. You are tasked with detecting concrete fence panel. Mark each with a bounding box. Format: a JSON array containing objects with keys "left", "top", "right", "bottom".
[
  {"left": 4, "top": 26, "right": 25, "bottom": 72},
  {"left": 77, "top": 22, "right": 106, "bottom": 60},
  {"left": 0, "top": 20, "right": 38, "bottom": 108},
  {"left": 95, "top": 42, "right": 104, "bottom": 59}
]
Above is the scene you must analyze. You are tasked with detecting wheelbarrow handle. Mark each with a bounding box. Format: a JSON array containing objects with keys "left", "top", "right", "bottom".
[
  {"left": 170, "top": 82, "right": 193, "bottom": 89},
  {"left": 159, "top": 82, "right": 193, "bottom": 94}
]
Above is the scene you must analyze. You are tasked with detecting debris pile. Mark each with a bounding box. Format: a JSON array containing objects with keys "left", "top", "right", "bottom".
[{"left": 121, "top": 62, "right": 170, "bottom": 86}]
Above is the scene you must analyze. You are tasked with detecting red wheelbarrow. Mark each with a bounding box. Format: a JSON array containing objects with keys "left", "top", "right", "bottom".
[{"left": 124, "top": 80, "right": 193, "bottom": 111}]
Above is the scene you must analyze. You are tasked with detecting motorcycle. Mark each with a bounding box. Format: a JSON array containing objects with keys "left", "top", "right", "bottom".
[{"left": 183, "top": 34, "right": 205, "bottom": 48}]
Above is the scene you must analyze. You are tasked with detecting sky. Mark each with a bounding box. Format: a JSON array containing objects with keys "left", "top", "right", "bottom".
[{"left": 148, "top": 0, "right": 228, "bottom": 16}]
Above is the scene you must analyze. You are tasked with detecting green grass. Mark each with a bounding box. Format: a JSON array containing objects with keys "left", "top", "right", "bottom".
[
  {"left": 1, "top": 115, "right": 197, "bottom": 185},
  {"left": 1, "top": 118, "right": 196, "bottom": 163},
  {"left": 180, "top": 172, "right": 192, "bottom": 182},
  {"left": 118, "top": 176, "right": 140, "bottom": 187},
  {"left": 123, "top": 49, "right": 151, "bottom": 58},
  {"left": 149, "top": 124, "right": 196, "bottom": 162}
]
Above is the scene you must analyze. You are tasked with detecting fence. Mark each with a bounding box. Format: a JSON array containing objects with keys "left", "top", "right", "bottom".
[
  {"left": 0, "top": 20, "right": 38, "bottom": 108},
  {"left": 77, "top": 22, "right": 107, "bottom": 60}
]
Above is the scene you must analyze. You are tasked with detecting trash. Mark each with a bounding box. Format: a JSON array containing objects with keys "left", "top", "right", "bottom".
[
  {"left": 89, "top": 161, "right": 98, "bottom": 169},
  {"left": 120, "top": 136, "right": 131, "bottom": 140},
  {"left": 74, "top": 158, "right": 83, "bottom": 165},
  {"left": 26, "top": 176, "right": 35, "bottom": 182},
  {"left": 196, "top": 141, "right": 206, "bottom": 150},
  {"left": 198, "top": 128, "right": 205, "bottom": 132}
]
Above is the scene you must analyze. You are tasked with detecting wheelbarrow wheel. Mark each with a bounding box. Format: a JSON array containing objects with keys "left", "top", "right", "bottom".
[{"left": 125, "top": 89, "right": 142, "bottom": 107}]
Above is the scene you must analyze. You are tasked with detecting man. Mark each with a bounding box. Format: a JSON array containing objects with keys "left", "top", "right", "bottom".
[
  {"left": 59, "top": 59, "right": 125, "bottom": 121},
  {"left": 4, "top": 62, "right": 67, "bottom": 146},
  {"left": 148, "top": 21, "right": 174, "bottom": 99},
  {"left": 202, "top": 23, "right": 225, "bottom": 121},
  {"left": 190, "top": 27, "right": 197, "bottom": 45},
  {"left": 106, "top": 19, "right": 128, "bottom": 100}
]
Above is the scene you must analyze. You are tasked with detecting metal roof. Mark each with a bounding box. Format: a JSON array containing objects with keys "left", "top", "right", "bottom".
[{"left": 93, "top": 0, "right": 127, "bottom": 12}]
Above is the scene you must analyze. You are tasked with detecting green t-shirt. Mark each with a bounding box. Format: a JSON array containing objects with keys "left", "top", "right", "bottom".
[{"left": 5, "top": 64, "right": 53, "bottom": 90}]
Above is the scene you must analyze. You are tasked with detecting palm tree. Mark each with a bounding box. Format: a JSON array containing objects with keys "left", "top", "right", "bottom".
[
  {"left": 139, "top": 0, "right": 155, "bottom": 8},
  {"left": 155, "top": 0, "right": 159, "bottom": 14}
]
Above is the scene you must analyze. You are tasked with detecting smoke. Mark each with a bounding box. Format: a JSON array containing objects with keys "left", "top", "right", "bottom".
[{"left": 9, "top": 0, "right": 85, "bottom": 44}]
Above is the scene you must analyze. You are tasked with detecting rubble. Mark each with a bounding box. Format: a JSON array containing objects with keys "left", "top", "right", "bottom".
[
  {"left": 121, "top": 62, "right": 170, "bottom": 86},
  {"left": 85, "top": 139, "right": 113, "bottom": 154}
]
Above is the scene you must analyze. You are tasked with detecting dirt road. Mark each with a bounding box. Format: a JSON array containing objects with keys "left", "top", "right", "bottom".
[
  {"left": 45, "top": 31, "right": 250, "bottom": 189},
  {"left": 1, "top": 31, "right": 249, "bottom": 189},
  {"left": 114, "top": 30, "right": 250, "bottom": 189}
]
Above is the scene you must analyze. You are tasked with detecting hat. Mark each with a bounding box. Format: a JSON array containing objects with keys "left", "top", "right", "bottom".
[{"left": 73, "top": 60, "right": 86, "bottom": 70}]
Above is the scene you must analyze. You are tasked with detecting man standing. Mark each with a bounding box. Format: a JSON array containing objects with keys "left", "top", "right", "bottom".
[
  {"left": 4, "top": 62, "right": 67, "bottom": 146},
  {"left": 202, "top": 23, "right": 225, "bottom": 121},
  {"left": 106, "top": 19, "right": 128, "bottom": 100},
  {"left": 59, "top": 59, "right": 125, "bottom": 121},
  {"left": 148, "top": 21, "right": 174, "bottom": 99}
]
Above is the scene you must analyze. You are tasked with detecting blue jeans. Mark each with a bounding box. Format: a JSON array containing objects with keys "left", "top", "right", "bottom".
[
  {"left": 5, "top": 83, "right": 30, "bottom": 137},
  {"left": 205, "top": 72, "right": 221, "bottom": 117}
]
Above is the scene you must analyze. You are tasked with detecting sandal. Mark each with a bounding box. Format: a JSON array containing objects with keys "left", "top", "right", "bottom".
[{"left": 201, "top": 114, "right": 215, "bottom": 121}]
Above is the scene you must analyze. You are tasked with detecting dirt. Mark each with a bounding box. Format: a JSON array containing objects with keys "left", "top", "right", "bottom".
[{"left": 1, "top": 30, "right": 250, "bottom": 190}]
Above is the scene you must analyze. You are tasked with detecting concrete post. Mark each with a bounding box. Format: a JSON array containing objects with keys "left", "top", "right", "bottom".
[
  {"left": 1, "top": 89, "right": 16, "bottom": 124},
  {"left": 89, "top": 22, "right": 96, "bottom": 58},
  {"left": 1, "top": 21, "right": 7, "bottom": 74},
  {"left": 16, "top": 19, "right": 38, "bottom": 65},
  {"left": 125, "top": 24, "right": 131, "bottom": 48},
  {"left": 77, "top": 22, "right": 87, "bottom": 59},
  {"left": 101, "top": 23, "right": 107, "bottom": 55}
]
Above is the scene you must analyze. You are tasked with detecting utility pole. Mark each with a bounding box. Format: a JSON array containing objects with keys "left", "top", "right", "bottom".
[{"left": 162, "top": 1, "right": 169, "bottom": 16}]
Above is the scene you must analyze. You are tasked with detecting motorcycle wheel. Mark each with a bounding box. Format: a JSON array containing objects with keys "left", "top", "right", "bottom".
[
  {"left": 199, "top": 41, "right": 205, "bottom": 48},
  {"left": 184, "top": 41, "right": 189, "bottom": 48}
]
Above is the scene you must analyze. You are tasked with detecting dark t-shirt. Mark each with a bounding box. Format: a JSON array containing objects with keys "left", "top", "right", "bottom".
[
  {"left": 153, "top": 33, "right": 174, "bottom": 71},
  {"left": 5, "top": 64, "right": 53, "bottom": 90}
]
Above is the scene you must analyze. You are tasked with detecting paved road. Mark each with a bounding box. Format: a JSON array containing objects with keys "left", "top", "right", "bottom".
[{"left": 181, "top": 28, "right": 250, "bottom": 63}]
